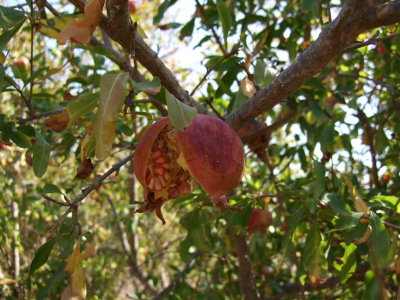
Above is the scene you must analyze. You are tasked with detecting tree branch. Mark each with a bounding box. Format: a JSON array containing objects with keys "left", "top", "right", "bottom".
[
  {"left": 224, "top": 0, "right": 400, "bottom": 130},
  {"left": 228, "top": 228, "right": 260, "bottom": 300},
  {"left": 365, "top": 1, "right": 400, "bottom": 29},
  {"left": 99, "top": 0, "right": 207, "bottom": 114}
]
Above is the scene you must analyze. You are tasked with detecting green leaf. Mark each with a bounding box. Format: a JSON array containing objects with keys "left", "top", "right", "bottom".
[
  {"left": 321, "top": 125, "right": 335, "bottom": 152},
  {"left": 369, "top": 212, "right": 391, "bottom": 266},
  {"left": 28, "top": 238, "right": 57, "bottom": 277},
  {"left": 362, "top": 270, "right": 381, "bottom": 300},
  {"left": 131, "top": 77, "right": 161, "bottom": 95},
  {"left": 216, "top": 0, "right": 232, "bottom": 44},
  {"left": 8, "top": 129, "right": 31, "bottom": 148},
  {"left": 0, "top": 5, "right": 26, "bottom": 29},
  {"left": 313, "top": 160, "right": 326, "bottom": 186},
  {"left": 42, "top": 183, "right": 62, "bottom": 194},
  {"left": 375, "top": 129, "right": 388, "bottom": 154},
  {"left": 302, "top": 222, "right": 322, "bottom": 277},
  {"left": 335, "top": 212, "right": 363, "bottom": 230},
  {"left": 66, "top": 92, "right": 99, "bottom": 127},
  {"left": 323, "top": 193, "right": 351, "bottom": 216},
  {"left": 0, "top": 19, "right": 25, "bottom": 50},
  {"left": 254, "top": 60, "right": 275, "bottom": 86},
  {"left": 302, "top": 0, "right": 318, "bottom": 10},
  {"left": 232, "top": 90, "right": 247, "bottom": 111},
  {"left": 338, "top": 243, "right": 357, "bottom": 282},
  {"left": 179, "top": 18, "right": 195, "bottom": 40},
  {"left": 153, "top": 0, "right": 177, "bottom": 25},
  {"left": 93, "top": 72, "right": 129, "bottom": 160},
  {"left": 32, "top": 132, "right": 51, "bottom": 178},
  {"left": 166, "top": 91, "right": 197, "bottom": 131}
]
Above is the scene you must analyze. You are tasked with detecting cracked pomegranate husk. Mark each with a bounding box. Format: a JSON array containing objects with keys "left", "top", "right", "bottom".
[{"left": 133, "top": 114, "right": 244, "bottom": 223}]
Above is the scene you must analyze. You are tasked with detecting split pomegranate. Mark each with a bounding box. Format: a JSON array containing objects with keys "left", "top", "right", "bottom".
[{"left": 133, "top": 114, "right": 244, "bottom": 223}]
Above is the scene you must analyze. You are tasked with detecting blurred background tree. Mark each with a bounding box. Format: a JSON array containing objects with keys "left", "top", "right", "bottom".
[{"left": 0, "top": 0, "right": 399, "bottom": 299}]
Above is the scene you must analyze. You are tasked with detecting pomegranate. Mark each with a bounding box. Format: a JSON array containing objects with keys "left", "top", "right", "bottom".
[
  {"left": 247, "top": 208, "right": 272, "bottom": 234},
  {"left": 128, "top": 0, "right": 137, "bottom": 14},
  {"left": 134, "top": 114, "right": 244, "bottom": 223}
]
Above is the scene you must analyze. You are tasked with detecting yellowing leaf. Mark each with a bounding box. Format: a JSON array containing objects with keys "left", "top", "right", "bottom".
[
  {"left": 39, "top": 15, "right": 76, "bottom": 39},
  {"left": 81, "top": 241, "right": 96, "bottom": 259},
  {"left": 93, "top": 72, "right": 129, "bottom": 160},
  {"left": 352, "top": 187, "right": 369, "bottom": 213},
  {"left": 44, "top": 67, "right": 62, "bottom": 78},
  {"left": 57, "top": 0, "right": 105, "bottom": 45},
  {"left": 64, "top": 242, "right": 86, "bottom": 300},
  {"left": 80, "top": 130, "right": 95, "bottom": 160},
  {"left": 0, "top": 51, "right": 5, "bottom": 64},
  {"left": 61, "top": 284, "right": 85, "bottom": 300},
  {"left": 0, "top": 278, "right": 17, "bottom": 285},
  {"left": 66, "top": 92, "right": 99, "bottom": 127}
]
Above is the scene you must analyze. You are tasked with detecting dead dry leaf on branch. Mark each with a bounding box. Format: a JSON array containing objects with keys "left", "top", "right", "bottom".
[{"left": 57, "top": 0, "right": 105, "bottom": 45}]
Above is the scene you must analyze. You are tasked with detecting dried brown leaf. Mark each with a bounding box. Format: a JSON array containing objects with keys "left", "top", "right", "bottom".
[
  {"left": 57, "top": 0, "right": 105, "bottom": 45},
  {"left": 75, "top": 158, "right": 94, "bottom": 180},
  {"left": 44, "top": 110, "right": 71, "bottom": 132}
]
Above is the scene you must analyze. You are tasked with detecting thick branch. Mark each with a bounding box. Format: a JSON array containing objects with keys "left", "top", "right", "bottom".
[
  {"left": 100, "top": 0, "right": 207, "bottom": 114},
  {"left": 366, "top": 1, "right": 400, "bottom": 29},
  {"left": 225, "top": 0, "right": 399, "bottom": 130}
]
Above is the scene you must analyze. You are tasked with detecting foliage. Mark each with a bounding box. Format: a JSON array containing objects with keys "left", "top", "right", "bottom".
[{"left": 0, "top": 0, "right": 399, "bottom": 299}]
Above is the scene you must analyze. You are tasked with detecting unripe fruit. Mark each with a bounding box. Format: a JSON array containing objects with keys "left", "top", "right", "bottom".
[{"left": 134, "top": 115, "right": 244, "bottom": 223}]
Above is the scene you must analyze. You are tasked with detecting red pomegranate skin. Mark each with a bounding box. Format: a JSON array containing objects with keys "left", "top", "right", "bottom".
[
  {"left": 176, "top": 114, "right": 244, "bottom": 207},
  {"left": 133, "top": 115, "right": 244, "bottom": 222}
]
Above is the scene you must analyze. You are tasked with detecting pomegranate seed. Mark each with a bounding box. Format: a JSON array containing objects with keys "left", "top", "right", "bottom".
[
  {"left": 160, "top": 162, "right": 169, "bottom": 169},
  {"left": 154, "top": 177, "right": 163, "bottom": 191},
  {"left": 154, "top": 156, "right": 169, "bottom": 164},
  {"left": 148, "top": 177, "right": 156, "bottom": 190},
  {"left": 151, "top": 149, "right": 163, "bottom": 160},
  {"left": 154, "top": 166, "right": 166, "bottom": 176},
  {"left": 156, "top": 175, "right": 165, "bottom": 186}
]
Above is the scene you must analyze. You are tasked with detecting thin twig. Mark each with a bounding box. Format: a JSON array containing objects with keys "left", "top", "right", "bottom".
[
  {"left": 18, "top": 109, "right": 64, "bottom": 124},
  {"left": 357, "top": 109, "right": 381, "bottom": 189},
  {"left": 344, "top": 32, "right": 400, "bottom": 52},
  {"left": 48, "top": 153, "right": 135, "bottom": 233},
  {"left": 28, "top": 0, "right": 35, "bottom": 113},
  {"left": 151, "top": 252, "right": 201, "bottom": 300},
  {"left": 190, "top": 45, "right": 240, "bottom": 96},
  {"left": 204, "top": 97, "right": 224, "bottom": 120},
  {"left": 5, "top": 77, "right": 33, "bottom": 116},
  {"left": 42, "top": 194, "right": 70, "bottom": 206},
  {"left": 72, "top": 153, "right": 134, "bottom": 207}
]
